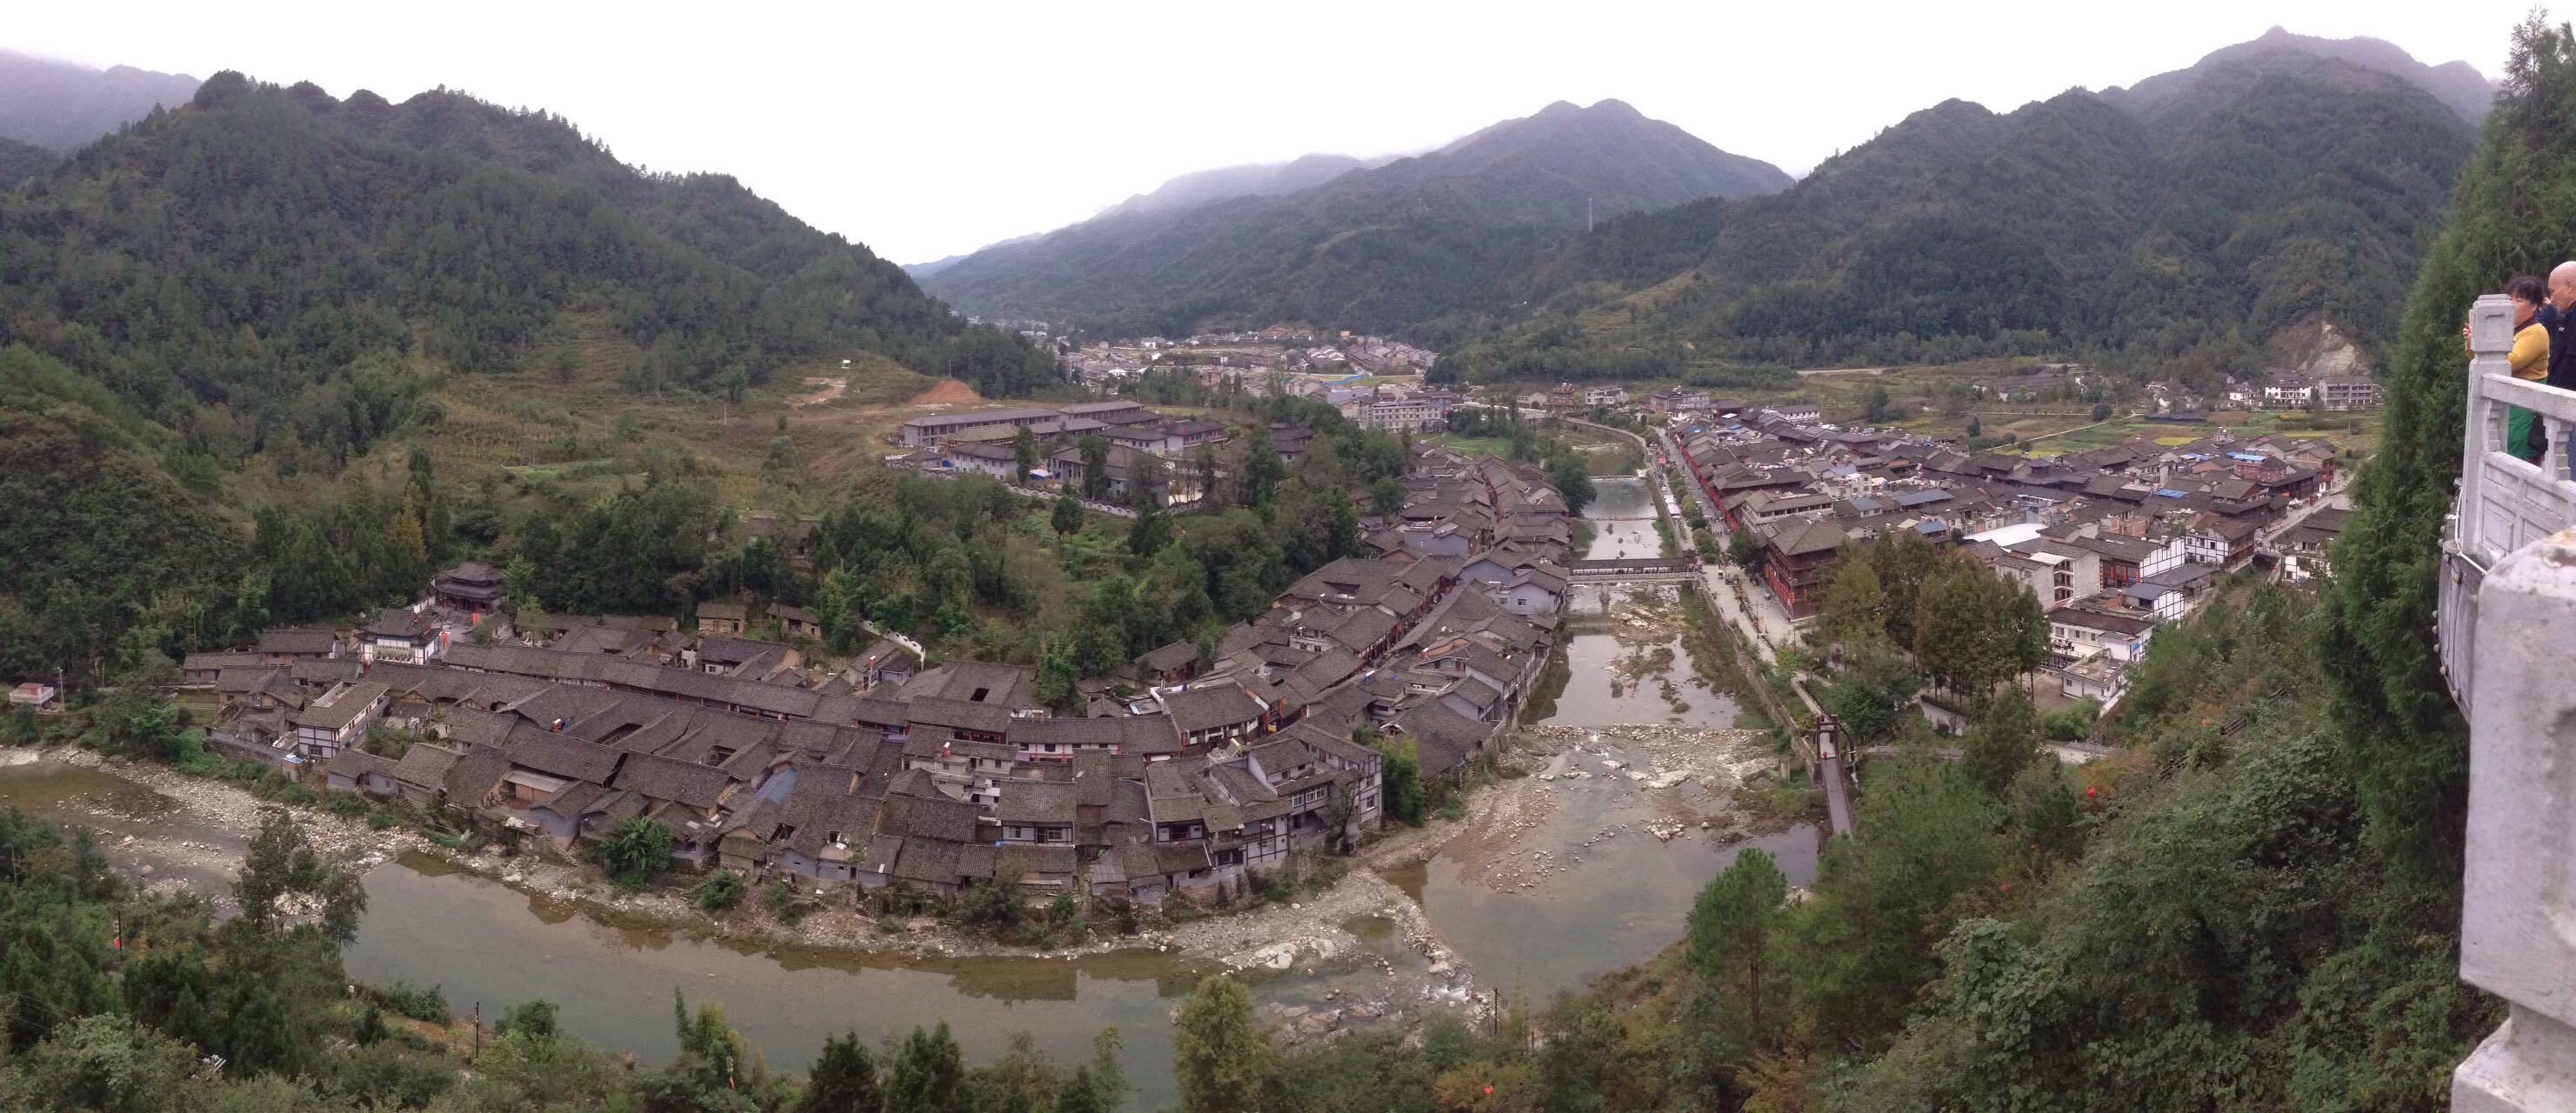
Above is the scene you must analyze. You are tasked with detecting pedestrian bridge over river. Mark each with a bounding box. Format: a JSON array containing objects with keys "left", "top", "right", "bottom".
[{"left": 1568, "top": 556, "right": 1699, "bottom": 585}]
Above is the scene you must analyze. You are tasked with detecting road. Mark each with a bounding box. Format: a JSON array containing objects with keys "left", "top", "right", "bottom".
[{"left": 1657, "top": 426, "right": 1795, "bottom": 663}]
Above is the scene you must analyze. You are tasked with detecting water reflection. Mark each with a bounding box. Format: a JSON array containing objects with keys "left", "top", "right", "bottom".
[
  {"left": 346, "top": 859, "right": 1211, "bottom": 1108},
  {"left": 0, "top": 763, "right": 179, "bottom": 817}
]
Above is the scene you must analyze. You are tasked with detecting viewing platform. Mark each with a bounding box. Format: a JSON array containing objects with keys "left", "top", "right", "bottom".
[{"left": 2443, "top": 294, "right": 2576, "bottom": 1111}]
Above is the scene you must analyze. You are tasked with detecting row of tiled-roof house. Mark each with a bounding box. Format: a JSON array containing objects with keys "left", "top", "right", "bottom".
[
  {"left": 174, "top": 443, "right": 1574, "bottom": 905},
  {"left": 1672, "top": 412, "right": 2338, "bottom": 702}
]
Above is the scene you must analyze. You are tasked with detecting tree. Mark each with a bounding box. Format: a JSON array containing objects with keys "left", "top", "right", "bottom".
[
  {"left": 1326, "top": 490, "right": 1363, "bottom": 560},
  {"left": 1238, "top": 442, "right": 1285, "bottom": 509},
  {"left": 884, "top": 1021, "right": 968, "bottom": 1113},
  {"left": 1870, "top": 530, "right": 1942, "bottom": 649},
  {"left": 1035, "top": 636, "right": 1082, "bottom": 715},
  {"left": 799, "top": 1031, "right": 883, "bottom": 1113},
  {"left": 601, "top": 818, "right": 673, "bottom": 888},
  {"left": 1860, "top": 383, "right": 1893, "bottom": 423},
  {"left": 1912, "top": 559, "right": 2037, "bottom": 698},
  {"left": 1126, "top": 502, "right": 1172, "bottom": 557},
  {"left": 1363, "top": 728, "right": 1425, "bottom": 825},
  {"left": 1547, "top": 455, "right": 1596, "bottom": 515},
  {"left": 233, "top": 808, "right": 367, "bottom": 943},
  {"left": 1051, "top": 493, "right": 1084, "bottom": 536},
  {"left": 513, "top": 595, "right": 548, "bottom": 644},
  {"left": 1011, "top": 426, "right": 1039, "bottom": 482},
  {"left": 1687, "top": 848, "right": 1789, "bottom": 1039},
  {"left": 1817, "top": 545, "right": 1886, "bottom": 650},
  {"left": 1959, "top": 683, "right": 2040, "bottom": 796},
  {"left": 1821, "top": 642, "right": 1919, "bottom": 742},
  {"left": 2091, "top": 401, "right": 2112, "bottom": 422},
  {"left": 1370, "top": 477, "right": 1405, "bottom": 517},
  {"left": 1729, "top": 528, "right": 1764, "bottom": 573},
  {"left": 1077, "top": 436, "right": 1111, "bottom": 500},
  {"left": 1788, "top": 757, "right": 2009, "bottom": 1048},
  {"left": 1173, "top": 975, "right": 1268, "bottom": 1113}
]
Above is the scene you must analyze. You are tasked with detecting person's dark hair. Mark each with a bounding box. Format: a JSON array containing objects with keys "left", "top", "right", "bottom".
[{"left": 2510, "top": 275, "right": 2547, "bottom": 304}]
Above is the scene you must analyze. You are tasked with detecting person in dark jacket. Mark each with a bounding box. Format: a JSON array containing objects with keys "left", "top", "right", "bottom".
[{"left": 2540, "top": 262, "right": 2576, "bottom": 470}]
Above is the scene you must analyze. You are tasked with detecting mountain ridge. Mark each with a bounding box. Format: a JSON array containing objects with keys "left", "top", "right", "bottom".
[
  {"left": 2105, "top": 25, "right": 2495, "bottom": 122},
  {"left": 919, "top": 97, "right": 1793, "bottom": 330},
  {"left": 0, "top": 50, "right": 201, "bottom": 151},
  {"left": 1438, "top": 50, "right": 2473, "bottom": 383}
]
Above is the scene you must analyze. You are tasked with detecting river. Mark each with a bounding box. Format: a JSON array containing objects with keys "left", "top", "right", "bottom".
[
  {"left": 1378, "top": 475, "right": 1819, "bottom": 1003},
  {"left": 1582, "top": 475, "right": 1660, "bottom": 561},
  {"left": 0, "top": 475, "right": 1810, "bottom": 1101}
]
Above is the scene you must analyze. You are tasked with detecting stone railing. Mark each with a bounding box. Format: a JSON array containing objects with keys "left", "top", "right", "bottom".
[
  {"left": 2446, "top": 294, "right": 2576, "bottom": 1110},
  {"left": 2440, "top": 294, "right": 2576, "bottom": 713}
]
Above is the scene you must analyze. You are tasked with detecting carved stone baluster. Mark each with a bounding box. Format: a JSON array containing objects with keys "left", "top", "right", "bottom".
[
  {"left": 2466, "top": 296, "right": 2515, "bottom": 559},
  {"left": 2453, "top": 528, "right": 2576, "bottom": 1112}
]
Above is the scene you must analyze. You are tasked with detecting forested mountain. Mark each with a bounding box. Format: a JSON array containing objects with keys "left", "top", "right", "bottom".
[
  {"left": 0, "top": 136, "right": 53, "bottom": 190},
  {"left": 919, "top": 99, "right": 1793, "bottom": 333},
  {"left": 0, "top": 49, "right": 199, "bottom": 150},
  {"left": 0, "top": 70, "right": 1051, "bottom": 680},
  {"left": 2106, "top": 25, "right": 2496, "bottom": 123},
  {"left": 1438, "top": 50, "right": 2474, "bottom": 383}
]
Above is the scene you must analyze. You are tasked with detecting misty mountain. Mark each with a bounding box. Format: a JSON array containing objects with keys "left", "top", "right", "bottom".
[
  {"left": 919, "top": 98, "right": 1793, "bottom": 331},
  {"left": 1094, "top": 152, "right": 1389, "bottom": 220},
  {"left": 0, "top": 50, "right": 201, "bottom": 151},
  {"left": 2106, "top": 25, "right": 2495, "bottom": 123},
  {"left": 1441, "top": 48, "right": 2474, "bottom": 382}
]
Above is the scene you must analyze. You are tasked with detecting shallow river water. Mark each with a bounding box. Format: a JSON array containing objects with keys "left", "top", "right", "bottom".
[{"left": 0, "top": 477, "right": 1811, "bottom": 1101}]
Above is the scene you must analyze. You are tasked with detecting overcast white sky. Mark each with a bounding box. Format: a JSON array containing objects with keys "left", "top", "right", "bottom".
[{"left": 6, "top": 0, "right": 2545, "bottom": 264}]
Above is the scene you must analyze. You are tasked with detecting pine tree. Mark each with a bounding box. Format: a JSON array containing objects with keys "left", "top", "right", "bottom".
[
  {"left": 797, "top": 1031, "right": 881, "bottom": 1113},
  {"left": 883, "top": 1021, "right": 967, "bottom": 1113}
]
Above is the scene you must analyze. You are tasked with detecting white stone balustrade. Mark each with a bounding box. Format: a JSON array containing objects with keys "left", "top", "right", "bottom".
[
  {"left": 2449, "top": 295, "right": 2576, "bottom": 1110},
  {"left": 2441, "top": 294, "right": 2576, "bottom": 712}
]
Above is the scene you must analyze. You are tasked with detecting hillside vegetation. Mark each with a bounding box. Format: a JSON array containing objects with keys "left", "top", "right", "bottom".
[{"left": 0, "top": 72, "right": 1051, "bottom": 682}]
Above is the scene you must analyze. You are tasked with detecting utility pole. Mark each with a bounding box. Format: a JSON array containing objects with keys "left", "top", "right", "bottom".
[
  {"left": 471, "top": 1002, "right": 480, "bottom": 1059},
  {"left": 1586, "top": 197, "right": 1593, "bottom": 234}
]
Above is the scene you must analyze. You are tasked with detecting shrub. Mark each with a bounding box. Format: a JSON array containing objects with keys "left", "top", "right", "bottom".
[
  {"left": 764, "top": 878, "right": 811, "bottom": 925},
  {"left": 951, "top": 874, "right": 1023, "bottom": 934},
  {"left": 601, "top": 818, "right": 673, "bottom": 889},
  {"left": 374, "top": 981, "right": 450, "bottom": 1023},
  {"left": 696, "top": 869, "right": 748, "bottom": 913}
]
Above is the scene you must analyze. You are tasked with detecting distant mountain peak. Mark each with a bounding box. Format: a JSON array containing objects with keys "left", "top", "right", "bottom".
[
  {"left": 918, "top": 98, "right": 1792, "bottom": 328},
  {"left": 0, "top": 50, "right": 201, "bottom": 151},
  {"left": 2106, "top": 27, "right": 2495, "bottom": 122}
]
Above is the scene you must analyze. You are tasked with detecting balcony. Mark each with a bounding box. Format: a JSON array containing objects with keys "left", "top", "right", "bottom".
[
  {"left": 2442, "top": 294, "right": 2576, "bottom": 1111},
  {"left": 2439, "top": 295, "right": 2576, "bottom": 714}
]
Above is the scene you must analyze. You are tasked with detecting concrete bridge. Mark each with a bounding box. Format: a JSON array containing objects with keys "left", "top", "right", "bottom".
[
  {"left": 1568, "top": 556, "right": 1699, "bottom": 584},
  {"left": 2441, "top": 295, "right": 2576, "bottom": 1111}
]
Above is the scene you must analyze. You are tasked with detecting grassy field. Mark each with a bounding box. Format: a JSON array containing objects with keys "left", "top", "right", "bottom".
[
  {"left": 1425, "top": 433, "right": 1513, "bottom": 458},
  {"left": 261, "top": 310, "right": 1077, "bottom": 532}
]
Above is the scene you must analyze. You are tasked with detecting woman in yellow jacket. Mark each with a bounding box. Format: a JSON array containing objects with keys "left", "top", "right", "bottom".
[{"left": 2473, "top": 276, "right": 2553, "bottom": 463}]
